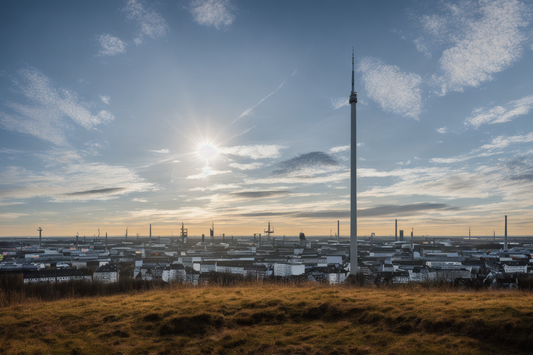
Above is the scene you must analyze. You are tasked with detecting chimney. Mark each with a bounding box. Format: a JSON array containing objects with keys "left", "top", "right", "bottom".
[{"left": 504, "top": 215, "right": 508, "bottom": 252}]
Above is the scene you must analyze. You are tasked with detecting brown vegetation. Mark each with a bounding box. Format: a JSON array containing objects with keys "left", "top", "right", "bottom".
[{"left": 1, "top": 283, "right": 533, "bottom": 354}]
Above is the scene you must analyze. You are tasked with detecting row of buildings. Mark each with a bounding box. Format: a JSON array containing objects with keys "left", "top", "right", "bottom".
[{"left": 1, "top": 232, "right": 532, "bottom": 287}]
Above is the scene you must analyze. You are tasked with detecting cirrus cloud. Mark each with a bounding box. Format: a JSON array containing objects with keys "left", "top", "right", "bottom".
[
  {"left": 219, "top": 144, "right": 286, "bottom": 160},
  {"left": 465, "top": 94, "right": 533, "bottom": 127},
  {"left": 96, "top": 34, "right": 126, "bottom": 56},
  {"left": 124, "top": 0, "right": 169, "bottom": 44},
  {"left": 358, "top": 57, "right": 422, "bottom": 119},
  {"left": 189, "top": 0, "right": 236, "bottom": 29},
  {"left": 0, "top": 67, "right": 114, "bottom": 146},
  {"left": 427, "top": 0, "right": 531, "bottom": 94}
]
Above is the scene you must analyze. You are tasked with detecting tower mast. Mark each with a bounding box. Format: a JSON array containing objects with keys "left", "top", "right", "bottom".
[{"left": 349, "top": 48, "right": 358, "bottom": 275}]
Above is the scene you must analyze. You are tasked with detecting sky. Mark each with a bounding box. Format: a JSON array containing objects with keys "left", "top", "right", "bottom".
[{"left": 0, "top": 0, "right": 532, "bottom": 238}]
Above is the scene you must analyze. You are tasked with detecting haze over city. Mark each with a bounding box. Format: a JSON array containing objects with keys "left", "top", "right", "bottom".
[{"left": 0, "top": 0, "right": 532, "bottom": 237}]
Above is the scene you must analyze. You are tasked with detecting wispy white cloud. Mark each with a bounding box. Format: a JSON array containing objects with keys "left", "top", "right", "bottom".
[
  {"left": 359, "top": 166, "right": 496, "bottom": 199},
  {"left": 329, "top": 145, "right": 350, "bottom": 154},
  {"left": 427, "top": 0, "right": 531, "bottom": 94},
  {"left": 430, "top": 156, "right": 472, "bottom": 164},
  {"left": 359, "top": 160, "right": 533, "bottom": 213},
  {"left": 190, "top": 183, "right": 241, "bottom": 191},
  {"left": 123, "top": 195, "right": 353, "bottom": 224},
  {"left": 96, "top": 34, "right": 126, "bottom": 56},
  {"left": 0, "top": 148, "right": 24, "bottom": 155},
  {"left": 0, "top": 111, "right": 68, "bottom": 146},
  {"left": 396, "top": 160, "right": 411, "bottom": 166},
  {"left": 331, "top": 97, "right": 349, "bottom": 110},
  {"left": 0, "top": 161, "right": 154, "bottom": 203},
  {"left": 414, "top": 13, "right": 449, "bottom": 57},
  {"left": 0, "top": 213, "right": 28, "bottom": 219},
  {"left": 149, "top": 149, "right": 169, "bottom": 154},
  {"left": 229, "top": 162, "right": 264, "bottom": 170},
  {"left": 100, "top": 95, "right": 110, "bottom": 105},
  {"left": 244, "top": 172, "right": 350, "bottom": 186},
  {"left": 124, "top": 0, "right": 169, "bottom": 45},
  {"left": 132, "top": 198, "right": 147, "bottom": 202},
  {"left": 437, "top": 127, "right": 447, "bottom": 134},
  {"left": 189, "top": 0, "right": 236, "bottom": 29},
  {"left": 186, "top": 167, "right": 232, "bottom": 179},
  {"left": 34, "top": 149, "right": 83, "bottom": 166},
  {"left": 358, "top": 57, "right": 422, "bottom": 119},
  {"left": 430, "top": 131, "right": 533, "bottom": 164},
  {"left": 465, "top": 94, "right": 533, "bottom": 127},
  {"left": 0, "top": 201, "right": 24, "bottom": 207},
  {"left": 219, "top": 144, "right": 286, "bottom": 159},
  {"left": 0, "top": 67, "right": 114, "bottom": 145},
  {"left": 480, "top": 131, "right": 533, "bottom": 150}
]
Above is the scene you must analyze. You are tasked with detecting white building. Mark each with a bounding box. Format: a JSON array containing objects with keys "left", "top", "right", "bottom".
[
  {"left": 200, "top": 261, "right": 216, "bottom": 274},
  {"left": 274, "top": 263, "right": 305, "bottom": 277},
  {"left": 162, "top": 263, "right": 186, "bottom": 282},
  {"left": 327, "top": 272, "right": 346, "bottom": 284},
  {"left": 23, "top": 269, "right": 92, "bottom": 283},
  {"left": 503, "top": 263, "right": 528, "bottom": 273},
  {"left": 93, "top": 263, "right": 119, "bottom": 283}
]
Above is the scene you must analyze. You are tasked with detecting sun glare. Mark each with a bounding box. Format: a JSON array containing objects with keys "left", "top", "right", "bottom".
[{"left": 198, "top": 143, "right": 218, "bottom": 162}]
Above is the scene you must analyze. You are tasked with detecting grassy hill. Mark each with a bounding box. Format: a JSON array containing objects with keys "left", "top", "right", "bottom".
[{"left": 1, "top": 284, "right": 532, "bottom": 355}]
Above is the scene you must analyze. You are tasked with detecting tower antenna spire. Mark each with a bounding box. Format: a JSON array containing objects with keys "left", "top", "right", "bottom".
[{"left": 351, "top": 47, "right": 355, "bottom": 94}]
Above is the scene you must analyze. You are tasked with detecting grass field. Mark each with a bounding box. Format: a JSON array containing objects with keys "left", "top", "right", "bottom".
[{"left": 1, "top": 284, "right": 532, "bottom": 355}]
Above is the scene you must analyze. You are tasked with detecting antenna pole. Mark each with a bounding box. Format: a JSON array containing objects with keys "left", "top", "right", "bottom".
[{"left": 351, "top": 47, "right": 355, "bottom": 94}]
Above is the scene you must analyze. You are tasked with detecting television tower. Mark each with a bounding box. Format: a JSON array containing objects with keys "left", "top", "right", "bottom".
[{"left": 349, "top": 48, "right": 358, "bottom": 274}]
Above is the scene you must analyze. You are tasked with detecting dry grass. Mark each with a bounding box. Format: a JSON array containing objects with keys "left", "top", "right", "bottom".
[{"left": 1, "top": 284, "right": 532, "bottom": 354}]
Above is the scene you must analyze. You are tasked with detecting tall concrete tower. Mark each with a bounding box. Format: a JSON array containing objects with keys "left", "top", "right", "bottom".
[{"left": 349, "top": 49, "right": 358, "bottom": 275}]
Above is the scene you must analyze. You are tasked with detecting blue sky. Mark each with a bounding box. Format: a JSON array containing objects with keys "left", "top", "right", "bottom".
[{"left": 1, "top": 0, "right": 532, "bottom": 237}]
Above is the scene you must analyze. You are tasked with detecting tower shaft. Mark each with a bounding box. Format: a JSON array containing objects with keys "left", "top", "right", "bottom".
[{"left": 349, "top": 49, "right": 358, "bottom": 275}]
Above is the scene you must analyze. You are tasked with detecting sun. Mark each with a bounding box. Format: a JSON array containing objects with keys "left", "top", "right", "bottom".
[{"left": 197, "top": 143, "right": 218, "bottom": 163}]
